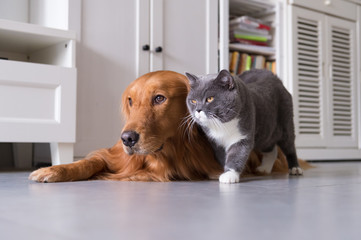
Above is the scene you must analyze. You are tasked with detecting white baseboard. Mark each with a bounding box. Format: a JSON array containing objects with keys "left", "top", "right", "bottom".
[{"left": 297, "top": 148, "right": 361, "bottom": 161}]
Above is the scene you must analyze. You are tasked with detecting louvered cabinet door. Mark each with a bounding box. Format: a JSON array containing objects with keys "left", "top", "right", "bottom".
[
  {"left": 325, "top": 16, "right": 358, "bottom": 147},
  {"left": 290, "top": 6, "right": 327, "bottom": 147}
]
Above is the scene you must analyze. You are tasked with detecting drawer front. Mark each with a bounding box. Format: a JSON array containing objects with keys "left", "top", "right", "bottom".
[
  {"left": 0, "top": 60, "right": 76, "bottom": 142},
  {"left": 290, "top": 0, "right": 356, "bottom": 21}
]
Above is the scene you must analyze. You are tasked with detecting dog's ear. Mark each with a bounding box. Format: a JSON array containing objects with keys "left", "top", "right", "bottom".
[
  {"left": 185, "top": 72, "right": 198, "bottom": 86},
  {"left": 215, "top": 69, "right": 234, "bottom": 90}
]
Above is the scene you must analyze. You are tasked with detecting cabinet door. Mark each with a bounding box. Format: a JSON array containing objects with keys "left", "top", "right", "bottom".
[
  {"left": 150, "top": 0, "right": 218, "bottom": 74},
  {"left": 75, "top": 0, "right": 146, "bottom": 157},
  {"left": 325, "top": 16, "right": 358, "bottom": 147},
  {"left": 289, "top": 6, "right": 327, "bottom": 147}
]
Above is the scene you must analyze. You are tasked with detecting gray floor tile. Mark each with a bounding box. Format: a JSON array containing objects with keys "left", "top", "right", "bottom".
[{"left": 1, "top": 162, "right": 361, "bottom": 240}]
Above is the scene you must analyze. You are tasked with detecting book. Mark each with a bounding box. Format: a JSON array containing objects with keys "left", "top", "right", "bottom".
[
  {"left": 230, "top": 16, "right": 271, "bottom": 31},
  {"left": 232, "top": 29, "right": 270, "bottom": 38},
  {"left": 265, "top": 61, "right": 276, "bottom": 75},
  {"left": 272, "top": 61, "right": 276, "bottom": 74},
  {"left": 229, "top": 51, "right": 240, "bottom": 75},
  {"left": 233, "top": 33, "right": 271, "bottom": 42},
  {"left": 245, "top": 55, "right": 252, "bottom": 71},
  {"left": 254, "top": 55, "right": 266, "bottom": 69},
  {"left": 231, "top": 38, "right": 268, "bottom": 46},
  {"left": 239, "top": 53, "right": 249, "bottom": 74},
  {"left": 230, "top": 24, "right": 269, "bottom": 36}
]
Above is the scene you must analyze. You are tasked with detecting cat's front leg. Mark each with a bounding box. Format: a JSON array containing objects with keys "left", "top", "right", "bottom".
[
  {"left": 219, "top": 139, "right": 253, "bottom": 184},
  {"left": 219, "top": 169, "right": 240, "bottom": 183}
]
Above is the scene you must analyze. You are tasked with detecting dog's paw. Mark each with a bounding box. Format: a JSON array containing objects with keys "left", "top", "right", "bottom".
[
  {"left": 256, "top": 164, "right": 272, "bottom": 174},
  {"left": 219, "top": 170, "right": 240, "bottom": 184},
  {"left": 29, "top": 166, "right": 67, "bottom": 183},
  {"left": 289, "top": 167, "right": 303, "bottom": 175}
]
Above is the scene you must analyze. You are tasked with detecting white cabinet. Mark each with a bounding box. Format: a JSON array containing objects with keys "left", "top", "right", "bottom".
[
  {"left": 75, "top": 0, "right": 218, "bottom": 157},
  {"left": 136, "top": 0, "right": 218, "bottom": 76},
  {"left": 287, "top": 1, "right": 361, "bottom": 159},
  {"left": 0, "top": 0, "right": 79, "bottom": 165}
]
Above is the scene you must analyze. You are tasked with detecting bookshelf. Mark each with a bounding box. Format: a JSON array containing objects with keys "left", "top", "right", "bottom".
[{"left": 220, "top": 0, "right": 283, "bottom": 78}]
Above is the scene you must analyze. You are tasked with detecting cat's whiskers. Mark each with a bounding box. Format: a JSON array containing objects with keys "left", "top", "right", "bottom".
[
  {"left": 180, "top": 114, "right": 192, "bottom": 131},
  {"left": 180, "top": 115, "right": 192, "bottom": 135},
  {"left": 180, "top": 114, "right": 196, "bottom": 143}
]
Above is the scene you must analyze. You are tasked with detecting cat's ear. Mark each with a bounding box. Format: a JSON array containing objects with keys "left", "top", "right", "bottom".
[
  {"left": 216, "top": 69, "right": 235, "bottom": 90},
  {"left": 185, "top": 72, "right": 198, "bottom": 86}
]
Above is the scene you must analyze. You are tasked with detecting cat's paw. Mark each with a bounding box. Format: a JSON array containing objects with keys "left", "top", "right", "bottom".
[
  {"left": 289, "top": 167, "right": 303, "bottom": 175},
  {"left": 219, "top": 170, "right": 240, "bottom": 184},
  {"left": 256, "top": 164, "right": 272, "bottom": 174}
]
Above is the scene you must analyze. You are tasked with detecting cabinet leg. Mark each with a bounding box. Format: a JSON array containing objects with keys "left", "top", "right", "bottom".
[{"left": 50, "top": 143, "right": 74, "bottom": 165}]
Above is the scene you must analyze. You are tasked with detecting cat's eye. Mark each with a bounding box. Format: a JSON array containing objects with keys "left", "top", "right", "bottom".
[
  {"left": 206, "top": 97, "right": 214, "bottom": 103},
  {"left": 190, "top": 99, "right": 197, "bottom": 104},
  {"left": 128, "top": 97, "right": 132, "bottom": 107}
]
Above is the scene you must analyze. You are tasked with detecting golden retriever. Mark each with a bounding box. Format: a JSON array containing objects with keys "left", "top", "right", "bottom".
[{"left": 29, "top": 71, "right": 295, "bottom": 183}]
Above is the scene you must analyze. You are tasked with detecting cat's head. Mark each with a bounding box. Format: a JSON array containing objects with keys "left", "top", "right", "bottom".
[{"left": 185, "top": 69, "right": 240, "bottom": 126}]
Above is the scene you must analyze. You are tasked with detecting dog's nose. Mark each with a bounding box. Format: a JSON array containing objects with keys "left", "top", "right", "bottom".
[{"left": 121, "top": 131, "right": 139, "bottom": 147}]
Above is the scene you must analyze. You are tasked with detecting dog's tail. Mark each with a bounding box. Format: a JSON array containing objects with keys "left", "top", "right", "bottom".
[
  {"left": 272, "top": 146, "right": 314, "bottom": 173},
  {"left": 244, "top": 147, "right": 313, "bottom": 176}
]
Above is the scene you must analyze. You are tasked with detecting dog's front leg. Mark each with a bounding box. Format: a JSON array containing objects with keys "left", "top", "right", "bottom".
[{"left": 29, "top": 157, "right": 106, "bottom": 183}]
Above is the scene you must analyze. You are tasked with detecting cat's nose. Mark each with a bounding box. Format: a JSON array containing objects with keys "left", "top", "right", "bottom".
[{"left": 195, "top": 111, "right": 200, "bottom": 118}]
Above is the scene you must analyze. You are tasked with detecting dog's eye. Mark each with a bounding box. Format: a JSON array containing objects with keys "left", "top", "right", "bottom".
[
  {"left": 128, "top": 97, "right": 132, "bottom": 107},
  {"left": 206, "top": 97, "right": 214, "bottom": 103},
  {"left": 154, "top": 95, "right": 166, "bottom": 105},
  {"left": 190, "top": 99, "right": 197, "bottom": 104}
]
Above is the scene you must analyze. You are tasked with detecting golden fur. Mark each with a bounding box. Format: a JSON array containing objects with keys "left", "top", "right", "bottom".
[{"left": 29, "top": 71, "right": 309, "bottom": 183}]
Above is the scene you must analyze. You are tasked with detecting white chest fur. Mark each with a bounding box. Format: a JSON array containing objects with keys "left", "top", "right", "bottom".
[{"left": 195, "top": 111, "right": 246, "bottom": 150}]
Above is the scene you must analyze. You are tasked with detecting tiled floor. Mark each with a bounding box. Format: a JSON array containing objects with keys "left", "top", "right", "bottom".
[{"left": 1, "top": 162, "right": 361, "bottom": 240}]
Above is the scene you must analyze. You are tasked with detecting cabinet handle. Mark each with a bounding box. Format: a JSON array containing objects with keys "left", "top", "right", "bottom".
[
  {"left": 142, "top": 45, "right": 150, "bottom": 51},
  {"left": 155, "top": 46, "right": 163, "bottom": 53}
]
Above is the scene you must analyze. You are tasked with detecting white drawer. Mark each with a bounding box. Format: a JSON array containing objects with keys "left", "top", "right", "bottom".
[
  {"left": 0, "top": 60, "right": 76, "bottom": 142},
  {"left": 290, "top": 0, "right": 356, "bottom": 21}
]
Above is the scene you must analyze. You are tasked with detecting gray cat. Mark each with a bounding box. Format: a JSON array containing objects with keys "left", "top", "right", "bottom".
[{"left": 185, "top": 69, "right": 303, "bottom": 183}]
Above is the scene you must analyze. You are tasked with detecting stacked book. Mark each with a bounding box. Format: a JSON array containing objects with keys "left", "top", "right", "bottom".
[
  {"left": 229, "top": 52, "right": 276, "bottom": 75},
  {"left": 229, "top": 16, "right": 271, "bottom": 46}
]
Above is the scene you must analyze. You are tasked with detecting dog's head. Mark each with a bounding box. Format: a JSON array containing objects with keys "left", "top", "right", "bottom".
[{"left": 121, "top": 71, "right": 189, "bottom": 155}]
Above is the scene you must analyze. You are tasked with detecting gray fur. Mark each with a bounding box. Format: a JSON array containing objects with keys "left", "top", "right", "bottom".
[{"left": 185, "top": 69, "right": 300, "bottom": 175}]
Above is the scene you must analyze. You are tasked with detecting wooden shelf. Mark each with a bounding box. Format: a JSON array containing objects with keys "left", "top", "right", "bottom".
[
  {"left": 0, "top": 19, "right": 76, "bottom": 54},
  {"left": 229, "top": 43, "right": 275, "bottom": 56}
]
